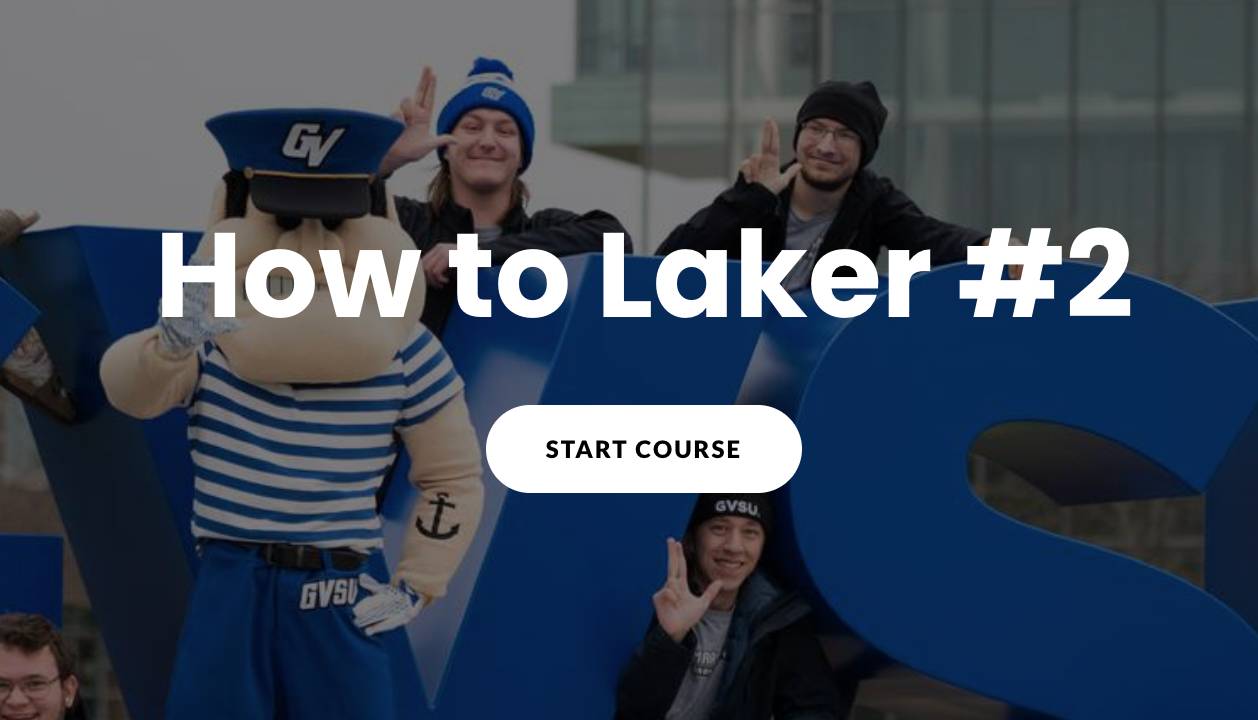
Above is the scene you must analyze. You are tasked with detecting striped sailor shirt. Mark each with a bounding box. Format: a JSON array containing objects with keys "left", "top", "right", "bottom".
[{"left": 185, "top": 324, "right": 463, "bottom": 552}]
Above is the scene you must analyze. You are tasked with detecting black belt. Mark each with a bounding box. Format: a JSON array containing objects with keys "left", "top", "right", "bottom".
[{"left": 226, "top": 541, "right": 368, "bottom": 572}]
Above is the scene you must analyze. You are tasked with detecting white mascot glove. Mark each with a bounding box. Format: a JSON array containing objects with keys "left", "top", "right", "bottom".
[
  {"left": 352, "top": 574, "right": 425, "bottom": 636},
  {"left": 157, "top": 280, "right": 241, "bottom": 359}
]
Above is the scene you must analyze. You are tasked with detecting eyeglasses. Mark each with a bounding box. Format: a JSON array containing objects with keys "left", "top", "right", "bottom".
[
  {"left": 799, "top": 122, "right": 860, "bottom": 145},
  {"left": 0, "top": 675, "right": 61, "bottom": 701}
]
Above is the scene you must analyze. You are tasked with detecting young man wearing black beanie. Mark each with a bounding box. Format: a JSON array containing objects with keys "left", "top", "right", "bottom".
[
  {"left": 657, "top": 80, "right": 1021, "bottom": 287},
  {"left": 615, "top": 494, "right": 845, "bottom": 720}
]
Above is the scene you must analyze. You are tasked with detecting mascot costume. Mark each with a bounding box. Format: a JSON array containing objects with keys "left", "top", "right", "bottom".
[{"left": 99, "top": 109, "right": 484, "bottom": 719}]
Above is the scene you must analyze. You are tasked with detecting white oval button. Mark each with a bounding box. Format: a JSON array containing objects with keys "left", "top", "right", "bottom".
[{"left": 486, "top": 405, "right": 801, "bottom": 493}]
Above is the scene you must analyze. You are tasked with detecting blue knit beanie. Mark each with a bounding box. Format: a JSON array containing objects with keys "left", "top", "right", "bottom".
[{"left": 436, "top": 57, "right": 535, "bottom": 172}]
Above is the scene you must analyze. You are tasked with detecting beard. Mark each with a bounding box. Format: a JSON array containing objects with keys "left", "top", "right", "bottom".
[{"left": 800, "top": 165, "right": 854, "bottom": 193}]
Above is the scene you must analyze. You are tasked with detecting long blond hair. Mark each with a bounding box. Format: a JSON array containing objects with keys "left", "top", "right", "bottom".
[{"left": 426, "top": 161, "right": 529, "bottom": 216}]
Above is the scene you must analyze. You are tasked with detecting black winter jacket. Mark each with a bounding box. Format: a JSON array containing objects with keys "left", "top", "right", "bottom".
[
  {"left": 615, "top": 573, "right": 845, "bottom": 720},
  {"left": 394, "top": 196, "right": 629, "bottom": 335},
  {"left": 656, "top": 168, "right": 986, "bottom": 270}
]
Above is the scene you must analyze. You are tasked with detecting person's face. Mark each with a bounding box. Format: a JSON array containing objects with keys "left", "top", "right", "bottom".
[
  {"left": 194, "top": 182, "right": 424, "bottom": 385},
  {"left": 694, "top": 515, "right": 765, "bottom": 595},
  {"left": 447, "top": 108, "right": 522, "bottom": 193},
  {"left": 0, "top": 645, "right": 76, "bottom": 720},
  {"left": 795, "top": 117, "right": 861, "bottom": 191}
]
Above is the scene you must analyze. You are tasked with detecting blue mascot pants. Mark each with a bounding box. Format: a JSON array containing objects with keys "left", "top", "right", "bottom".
[{"left": 165, "top": 540, "right": 396, "bottom": 719}]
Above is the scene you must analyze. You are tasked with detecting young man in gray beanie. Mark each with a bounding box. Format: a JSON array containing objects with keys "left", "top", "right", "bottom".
[
  {"left": 657, "top": 80, "right": 1020, "bottom": 288},
  {"left": 615, "top": 494, "right": 846, "bottom": 720}
]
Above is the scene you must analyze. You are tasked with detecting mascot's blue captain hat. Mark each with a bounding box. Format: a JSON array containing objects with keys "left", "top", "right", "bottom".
[
  {"left": 436, "top": 57, "right": 536, "bottom": 172},
  {"left": 206, "top": 108, "right": 404, "bottom": 220}
]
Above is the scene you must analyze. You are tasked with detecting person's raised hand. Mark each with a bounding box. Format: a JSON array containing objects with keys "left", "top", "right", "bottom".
[
  {"left": 652, "top": 537, "right": 722, "bottom": 644},
  {"left": 421, "top": 242, "right": 456, "bottom": 288},
  {"left": 0, "top": 209, "right": 40, "bottom": 246},
  {"left": 380, "top": 66, "right": 457, "bottom": 176},
  {"left": 977, "top": 233, "right": 1026, "bottom": 280},
  {"left": 738, "top": 119, "right": 800, "bottom": 195},
  {"left": 156, "top": 275, "right": 242, "bottom": 360},
  {"left": 1007, "top": 235, "right": 1025, "bottom": 280}
]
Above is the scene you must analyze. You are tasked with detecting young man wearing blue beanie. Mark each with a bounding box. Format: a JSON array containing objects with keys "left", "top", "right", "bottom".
[
  {"left": 379, "top": 58, "right": 630, "bottom": 335},
  {"left": 657, "top": 80, "right": 1021, "bottom": 288}
]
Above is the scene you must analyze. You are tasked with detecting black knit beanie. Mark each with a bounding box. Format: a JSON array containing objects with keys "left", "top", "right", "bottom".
[
  {"left": 794, "top": 80, "right": 888, "bottom": 168},
  {"left": 687, "top": 493, "right": 773, "bottom": 536}
]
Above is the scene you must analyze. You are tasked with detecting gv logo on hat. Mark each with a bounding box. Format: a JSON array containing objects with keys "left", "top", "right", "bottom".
[
  {"left": 280, "top": 122, "right": 346, "bottom": 168},
  {"left": 481, "top": 86, "right": 505, "bottom": 102}
]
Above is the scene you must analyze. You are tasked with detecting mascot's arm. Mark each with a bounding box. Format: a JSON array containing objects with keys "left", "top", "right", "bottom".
[
  {"left": 394, "top": 394, "right": 484, "bottom": 600},
  {"left": 99, "top": 328, "right": 198, "bottom": 419}
]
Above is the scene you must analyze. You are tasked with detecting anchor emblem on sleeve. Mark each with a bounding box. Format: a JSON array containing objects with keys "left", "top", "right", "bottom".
[{"left": 416, "top": 492, "right": 460, "bottom": 540}]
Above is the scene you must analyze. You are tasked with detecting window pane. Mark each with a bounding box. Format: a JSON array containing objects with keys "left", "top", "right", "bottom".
[
  {"left": 740, "top": 4, "right": 816, "bottom": 99},
  {"left": 905, "top": 0, "right": 985, "bottom": 228},
  {"left": 832, "top": 0, "right": 904, "bottom": 180},
  {"left": 1077, "top": 0, "right": 1158, "bottom": 277},
  {"left": 1163, "top": 0, "right": 1247, "bottom": 300},
  {"left": 991, "top": 0, "right": 1069, "bottom": 231}
]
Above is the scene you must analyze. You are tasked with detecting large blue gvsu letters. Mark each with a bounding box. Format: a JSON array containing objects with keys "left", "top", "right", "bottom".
[
  {"left": 3, "top": 227, "right": 1258, "bottom": 718},
  {"left": 0, "top": 535, "right": 62, "bottom": 625}
]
